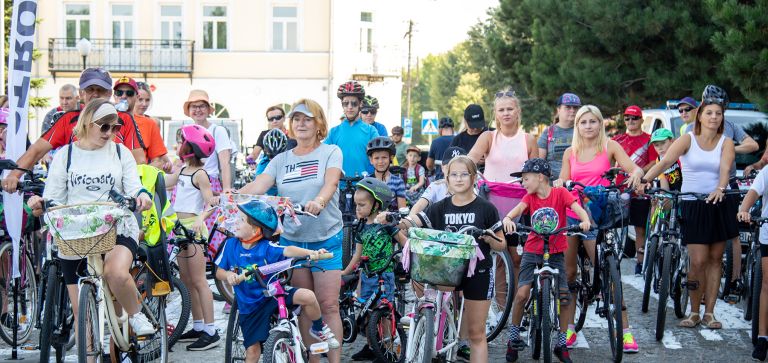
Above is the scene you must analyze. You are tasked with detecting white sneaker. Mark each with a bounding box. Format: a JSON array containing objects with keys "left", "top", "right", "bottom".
[
  {"left": 400, "top": 313, "right": 415, "bottom": 326},
  {"left": 129, "top": 313, "right": 156, "bottom": 336}
]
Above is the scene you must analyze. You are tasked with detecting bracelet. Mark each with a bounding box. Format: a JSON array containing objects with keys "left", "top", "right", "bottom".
[{"left": 314, "top": 196, "right": 326, "bottom": 208}]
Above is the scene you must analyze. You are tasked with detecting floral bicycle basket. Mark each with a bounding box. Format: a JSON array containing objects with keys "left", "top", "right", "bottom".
[
  {"left": 216, "top": 194, "right": 298, "bottom": 236},
  {"left": 402, "top": 227, "right": 481, "bottom": 287},
  {"left": 44, "top": 203, "right": 130, "bottom": 257}
]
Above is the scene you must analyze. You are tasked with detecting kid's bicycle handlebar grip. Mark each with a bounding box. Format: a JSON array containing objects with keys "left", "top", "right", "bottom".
[{"left": 311, "top": 252, "right": 334, "bottom": 261}]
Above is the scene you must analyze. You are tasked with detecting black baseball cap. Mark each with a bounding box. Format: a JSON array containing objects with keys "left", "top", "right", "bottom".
[
  {"left": 442, "top": 146, "right": 466, "bottom": 165},
  {"left": 464, "top": 104, "right": 485, "bottom": 129},
  {"left": 439, "top": 117, "right": 454, "bottom": 128},
  {"left": 510, "top": 158, "right": 552, "bottom": 179}
]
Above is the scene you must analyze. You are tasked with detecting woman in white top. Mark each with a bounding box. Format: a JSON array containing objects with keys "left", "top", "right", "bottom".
[
  {"left": 642, "top": 95, "right": 736, "bottom": 330},
  {"left": 28, "top": 99, "right": 155, "bottom": 335}
]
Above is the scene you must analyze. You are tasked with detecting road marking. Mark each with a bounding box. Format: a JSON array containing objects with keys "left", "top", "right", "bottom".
[
  {"left": 699, "top": 329, "right": 723, "bottom": 341},
  {"left": 661, "top": 330, "right": 682, "bottom": 349},
  {"left": 574, "top": 331, "right": 590, "bottom": 349}
]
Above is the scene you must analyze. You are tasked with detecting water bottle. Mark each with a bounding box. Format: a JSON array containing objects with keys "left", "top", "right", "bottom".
[{"left": 115, "top": 99, "right": 129, "bottom": 112}]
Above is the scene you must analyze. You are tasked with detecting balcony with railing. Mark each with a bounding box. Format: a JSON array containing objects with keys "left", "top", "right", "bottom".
[{"left": 48, "top": 38, "right": 195, "bottom": 79}]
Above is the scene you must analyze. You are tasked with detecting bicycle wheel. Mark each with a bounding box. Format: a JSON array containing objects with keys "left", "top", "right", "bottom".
[
  {"left": 673, "top": 248, "right": 689, "bottom": 319},
  {"left": 752, "top": 248, "right": 762, "bottom": 346},
  {"left": 744, "top": 248, "right": 755, "bottom": 321},
  {"left": 722, "top": 240, "right": 734, "bottom": 299},
  {"left": 0, "top": 242, "right": 37, "bottom": 345},
  {"left": 605, "top": 256, "right": 624, "bottom": 363},
  {"left": 165, "top": 276, "right": 191, "bottom": 347},
  {"left": 224, "top": 301, "right": 246, "bottom": 363},
  {"left": 655, "top": 244, "right": 673, "bottom": 341},
  {"left": 574, "top": 246, "right": 594, "bottom": 332},
  {"left": 134, "top": 295, "right": 168, "bottom": 363},
  {"left": 409, "top": 307, "right": 434, "bottom": 363},
  {"left": 541, "top": 281, "right": 553, "bottom": 363},
  {"left": 263, "top": 329, "right": 307, "bottom": 363},
  {"left": 529, "top": 284, "right": 542, "bottom": 361},
  {"left": 641, "top": 236, "right": 658, "bottom": 313},
  {"left": 77, "top": 283, "right": 102, "bottom": 363},
  {"left": 487, "top": 249, "right": 513, "bottom": 342},
  {"left": 211, "top": 241, "right": 235, "bottom": 305},
  {"left": 40, "top": 262, "right": 73, "bottom": 362},
  {"left": 368, "top": 308, "right": 406, "bottom": 363},
  {"left": 342, "top": 224, "right": 355, "bottom": 269},
  {"left": 340, "top": 298, "right": 358, "bottom": 344}
]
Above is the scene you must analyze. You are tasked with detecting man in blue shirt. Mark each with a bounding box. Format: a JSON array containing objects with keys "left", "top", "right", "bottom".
[
  {"left": 361, "top": 95, "right": 388, "bottom": 137},
  {"left": 427, "top": 117, "right": 455, "bottom": 180}
]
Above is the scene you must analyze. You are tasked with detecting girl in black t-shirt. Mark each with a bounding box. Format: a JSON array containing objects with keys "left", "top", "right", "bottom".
[{"left": 389, "top": 155, "right": 505, "bottom": 361}]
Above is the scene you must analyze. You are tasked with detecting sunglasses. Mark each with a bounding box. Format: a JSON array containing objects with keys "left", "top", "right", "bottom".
[
  {"left": 95, "top": 122, "right": 121, "bottom": 134},
  {"left": 678, "top": 107, "right": 694, "bottom": 113},
  {"left": 495, "top": 89, "right": 516, "bottom": 98},
  {"left": 361, "top": 110, "right": 377, "bottom": 115},
  {"left": 624, "top": 116, "right": 641, "bottom": 121},
  {"left": 115, "top": 90, "right": 136, "bottom": 97},
  {"left": 342, "top": 101, "right": 359, "bottom": 108},
  {"left": 268, "top": 115, "right": 284, "bottom": 122}
]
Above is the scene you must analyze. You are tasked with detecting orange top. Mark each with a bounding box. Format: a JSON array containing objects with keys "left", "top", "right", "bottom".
[{"left": 134, "top": 114, "right": 168, "bottom": 160}]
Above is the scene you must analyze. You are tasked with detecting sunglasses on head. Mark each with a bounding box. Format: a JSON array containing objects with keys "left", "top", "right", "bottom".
[
  {"left": 115, "top": 90, "right": 136, "bottom": 97},
  {"left": 495, "top": 89, "right": 516, "bottom": 99},
  {"left": 361, "top": 110, "right": 377, "bottom": 115},
  {"left": 95, "top": 122, "right": 121, "bottom": 134},
  {"left": 268, "top": 115, "right": 284, "bottom": 122},
  {"left": 342, "top": 101, "right": 359, "bottom": 108},
  {"left": 678, "top": 106, "right": 694, "bottom": 113}
]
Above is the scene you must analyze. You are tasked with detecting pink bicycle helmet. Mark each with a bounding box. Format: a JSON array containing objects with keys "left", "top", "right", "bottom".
[
  {"left": 179, "top": 124, "right": 215, "bottom": 160},
  {"left": 0, "top": 108, "right": 9, "bottom": 125}
]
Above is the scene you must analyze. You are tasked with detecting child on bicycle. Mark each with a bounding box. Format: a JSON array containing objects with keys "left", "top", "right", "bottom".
[
  {"left": 409, "top": 146, "right": 467, "bottom": 215},
  {"left": 502, "top": 158, "right": 591, "bottom": 363},
  {"left": 403, "top": 146, "right": 427, "bottom": 204},
  {"left": 650, "top": 128, "right": 682, "bottom": 191},
  {"left": 164, "top": 124, "right": 219, "bottom": 350},
  {"left": 390, "top": 155, "right": 506, "bottom": 362},
  {"left": 367, "top": 136, "right": 406, "bottom": 211},
  {"left": 215, "top": 199, "right": 340, "bottom": 362},
  {"left": 341, "top": 177, "right": 407, "bottom": 360},
  {"left": 255, "top": 128, "right": 296, "bottom": 196}
]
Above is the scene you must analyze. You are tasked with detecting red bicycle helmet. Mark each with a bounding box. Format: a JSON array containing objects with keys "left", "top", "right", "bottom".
[
  {"left": 179, "top": 124, "right": 215, "bottom": 160},
  {"left": 337, "top": 81, "right": 365, "bottom": 100}
]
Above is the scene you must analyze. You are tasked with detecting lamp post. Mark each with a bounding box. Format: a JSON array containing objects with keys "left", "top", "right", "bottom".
[{"left": 76, "top": 38, "right": 92, "bottom": 70}]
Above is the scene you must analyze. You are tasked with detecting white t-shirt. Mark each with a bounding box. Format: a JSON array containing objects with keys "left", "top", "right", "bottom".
[
  {"left": 750, "top": 166, "right": 768, "bottom": 245},
  {"left": 419, "top": 180, "right": 449, "bottom": 205},
  {"left": 203, "top": 123, "right": 233, "bottom": 178}
]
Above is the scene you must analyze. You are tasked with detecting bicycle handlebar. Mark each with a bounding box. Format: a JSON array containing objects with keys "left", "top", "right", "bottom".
[
  {"left": 512, "top": 223, "right": 586, "bottom": 238},
  {"left": 235, "top": 253, "right": 334, "bottom": 285},
  {"left": 456, "top": 223, "right": 503, "bottom": 242}
]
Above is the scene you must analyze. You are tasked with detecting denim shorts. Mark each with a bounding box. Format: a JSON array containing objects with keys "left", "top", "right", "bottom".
[
  {"left": 279, "top": 229, "right": 343, "bottom": 271},
  {"left": 567, "top": 217, "right": 598, "bottom": 241},
  {"left": 238, "top": 288, "right": 296, "bottom": 349},
  {"left": 360, "top": 272, "right": 396, "bottom": 302}
]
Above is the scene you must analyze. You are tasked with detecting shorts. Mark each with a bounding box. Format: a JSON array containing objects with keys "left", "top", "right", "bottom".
[
  {"left": 629, "top": 197, "right": 651, "bottom": 228},
  {"left": 60, "top": 235, "right": 138, "bottom": 284},
  {"left": 567, "top": 217, "right": 598, "bottom": 241},
  {"left": 517, "top": 252, "right": 568, "bottom": 295},
  {"left": 279, "top": 229, "right": 343, "bottom": 271},
  {"left": 360, "top": 272, "right": 396, "bottom": 302},
  {"left": 238, "top": 288, "right": 297, "bottom": 349},
  {"left": 458, "top": 265, "right": 493, "bottom": 301},
  {"left": 178, "top": 216, "right": 209, "bottom": 240},
  {"left": 680, "top": 196, "right": 739, "bottom": 245}
]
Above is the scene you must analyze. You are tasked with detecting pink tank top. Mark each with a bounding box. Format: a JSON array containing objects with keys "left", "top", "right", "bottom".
[
  {"left": 484, "top": 129, "right": 528, "bottom": 182},
  {"left": 567, "top": 147, "right": 611, "bottom": 218}
]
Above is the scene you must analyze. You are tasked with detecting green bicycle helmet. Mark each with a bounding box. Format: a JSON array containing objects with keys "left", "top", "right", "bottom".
[
  {"left": 356, "top": 177, "right": 394, "bottom": 212},
  {"left": 237, "top": 199, "right": 279, "bottom": 238},
  {"left": 361, "top": 95, "right": 379, "bottom": 110}
]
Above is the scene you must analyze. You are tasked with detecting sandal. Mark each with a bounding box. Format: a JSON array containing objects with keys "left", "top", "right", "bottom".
[
  {"left": 678, "top": 312, "right": 701, "bottom": 328},
  {"left": 702, "top": 313, "right": 722, "bottom": 329}
]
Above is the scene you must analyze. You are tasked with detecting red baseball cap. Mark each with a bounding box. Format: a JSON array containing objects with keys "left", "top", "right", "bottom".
[
  {"left": 624, "top": 105, "right": 642, "bottom": 117},
  {"left": 113, "top": 76, "right": 138, "bottom": 92}
]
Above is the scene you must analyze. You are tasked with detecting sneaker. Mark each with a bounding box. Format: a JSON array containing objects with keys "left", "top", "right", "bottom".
[
  {"left": 309, "top": 323, "right": 340, "bottom": 349},
  {"left": 634, "top": 263, "right": 642, "bottom": 276},
  {"left": 754, "top": 337, "right": 768, "bottom": 361},
  {"left": 623, "top": 331, "right": 639, "bottom": 353},
  {"left": 129, "top": 313, "right": 156, "bottom": 336},
  {"left": 506, "top": 345, "right": 519, "bottom": 363},
  {"left": 457, "top": 345, "right": 471, "bottom": 361},
  {"left": 554, "top": 345, "right": 573, "bottom": 363},
  {"left": 222, "top": 302, "right": 231, "bottom": 314},
  {"left": 187, "top": 331, "right": 221, "bottom": 351},
  {"left": 565, "top": 329, "right": 577, "bottom": 348},
  {"left": 400, "top": 312, "right": 415, "bottom": 326},
  {"left": 351, "top": 345, "right": 376, "bottom": 361},
  {"left": 507, "top": 338, "right": 526, "bottom": 351},
  {"left": 178, "top": 329, "right": 203, "bottom": 342}
]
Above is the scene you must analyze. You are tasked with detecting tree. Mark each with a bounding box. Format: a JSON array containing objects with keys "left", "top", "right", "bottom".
[
  {"left": 449, "top": 73, "right": 487, "bottom": 121},
  {"left": 707, "top": 0, "right": 768, "bottom": 110}
]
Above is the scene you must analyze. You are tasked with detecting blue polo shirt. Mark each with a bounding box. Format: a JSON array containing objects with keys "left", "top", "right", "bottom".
[
  {"left": 326, "top": 118, "right": 380, "bottom": 182},
  {"left": 372, "top": 122, "right": 388, "bottom": 137}
]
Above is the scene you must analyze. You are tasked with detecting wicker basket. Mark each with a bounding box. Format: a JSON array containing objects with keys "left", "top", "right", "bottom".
[
  {"left": 45, "top": 202, "right": 123, "bottom": 257},
  {"left": 54, "top": 227, "right": 117, "bottom": 256}
]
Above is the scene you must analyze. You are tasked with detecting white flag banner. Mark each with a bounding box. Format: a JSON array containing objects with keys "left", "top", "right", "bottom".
[{"left": 3, "top": 0, "right": 37, "bottom": 277}]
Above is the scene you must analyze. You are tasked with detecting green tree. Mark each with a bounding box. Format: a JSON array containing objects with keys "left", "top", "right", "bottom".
[
  {"left": 4, "top": 0, "right": 50, "bottom": 112},
  {"left": 449, "top": 73, "right": 487, "bottom": 121}
]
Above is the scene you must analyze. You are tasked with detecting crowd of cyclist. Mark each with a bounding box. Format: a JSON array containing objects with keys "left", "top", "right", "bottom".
[{"left": 0, "top": 65, "right": 766, "bottom": 363}]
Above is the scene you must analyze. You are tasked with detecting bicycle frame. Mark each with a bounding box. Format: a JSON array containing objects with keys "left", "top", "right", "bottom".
[
  {"left": 405, "top": 283, "right": 464, "bottom": 361},
  {"left": 266, "top": 279, "right": 311, "bottom": 363}
]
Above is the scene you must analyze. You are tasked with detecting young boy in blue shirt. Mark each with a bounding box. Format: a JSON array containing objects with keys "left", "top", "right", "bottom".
[{"left": 215, "top": 199, "right": 339, "bottom": 362}]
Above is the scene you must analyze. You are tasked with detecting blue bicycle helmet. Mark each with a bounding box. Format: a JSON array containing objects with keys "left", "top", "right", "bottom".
[{"left": 237, "top": 199, "right": 279, "bottom": 238}]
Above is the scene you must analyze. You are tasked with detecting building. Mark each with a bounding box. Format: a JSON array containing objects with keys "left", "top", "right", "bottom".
[{"left": 32, "top": 0, "right": 405, "bottom": 150}]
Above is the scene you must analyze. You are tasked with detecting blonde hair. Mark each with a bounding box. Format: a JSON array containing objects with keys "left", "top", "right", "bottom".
[
  {"left": 572, "top": 105, "right": 607, "bottom": 157},
  {"left": 74, "top": 99, "right": 118, "bottom": 138},
  {"left": 445, "top": 155, "right": 478, "bottom": 182},
  {"left": 287, "top": 99, "right": 328, "bottom": 141}
]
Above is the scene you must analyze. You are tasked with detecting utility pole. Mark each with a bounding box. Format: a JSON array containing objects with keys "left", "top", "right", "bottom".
[{"left": 404, "top": 20, "right": 413, "bottom": 124}]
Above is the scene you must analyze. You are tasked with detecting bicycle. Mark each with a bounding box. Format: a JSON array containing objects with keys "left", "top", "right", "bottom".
[
  {"left": 225, "top": 253, "right": 334, "bottom": 363},
  {"left": 743, "top": 217, "right": 768, "bottom": 346},
  {"left": 723, "top": 172, "right": 758, "bottom": 304},
  {"left": 340, "top": 175, "right": 365, "bottom": 269},
  {"left": 512, "top": 223, "right": 586, "bottom": 363}
]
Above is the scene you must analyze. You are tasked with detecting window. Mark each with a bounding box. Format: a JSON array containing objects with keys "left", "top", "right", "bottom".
[
  {"left": 271, "top": 6, "right": 298, "bottom": 51},
  {"left": 160, "top": 5, "right": 182, "bottom": 48},
  {"left": 360, "top": 11, "right": 373, "bottom": 53},
  {"left": 64, "top": 4, "right": 90, "bottom": 47},
  {"left": 111, "top": 4, "right": 134, "bottom": 48},
  {"left": 202, "top": 6, "right": 227, "bottom": 50}
]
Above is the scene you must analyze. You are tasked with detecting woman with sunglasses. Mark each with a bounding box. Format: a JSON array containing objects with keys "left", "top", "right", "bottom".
[
  {"left": 132, "top": 81, "right": 172, "bottom": 172},
  {"left": 249, "top": 105, "right": 290, "bottom": 164}
]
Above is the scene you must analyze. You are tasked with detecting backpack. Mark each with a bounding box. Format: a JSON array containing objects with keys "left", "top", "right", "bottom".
[{"left": 402, "top": 164, "right": 429, "bottom": 189}]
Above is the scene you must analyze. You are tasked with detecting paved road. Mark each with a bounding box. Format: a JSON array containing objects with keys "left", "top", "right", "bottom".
[{"left": 0, "top": 260, "right": 754, "bottom": 362}]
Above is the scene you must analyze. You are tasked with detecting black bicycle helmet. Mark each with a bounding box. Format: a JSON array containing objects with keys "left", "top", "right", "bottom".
[
  {"left": 366, "top": 136, "right": 395, "bottom": 156},
  {"left": 361, "top": 95, "right": 379, "bottom": 110},
  {"left": 356, "top": 177, "right": 394, "bottom": 211},
  {"left": 263, "top": 128, "right": 288, "bottom": 158},
  {"left": 237, "top": 199, "right": 279, "bottom": 238},
  {"left": 337, "top": 81, "right": 365, "bottom": 100},
  {"left": 701, "top": 84, "right": 729, "bottom": 107}
]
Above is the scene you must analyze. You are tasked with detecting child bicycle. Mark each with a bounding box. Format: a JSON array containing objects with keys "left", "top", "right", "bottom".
[{"left": 224, "top": 253, "right": 334, "bottom": 363}]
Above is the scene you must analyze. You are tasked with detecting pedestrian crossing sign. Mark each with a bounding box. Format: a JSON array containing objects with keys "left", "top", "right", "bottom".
[{"left": 421, "top": 111, "right": 439, "bottom": 135}]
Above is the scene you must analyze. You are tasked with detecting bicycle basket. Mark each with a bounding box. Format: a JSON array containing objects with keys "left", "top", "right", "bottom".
[
  {"left": 583, "top": 186, "right": 630, "bottom": 229},
  {"left": 44, "top": 203, "right": 128, "bottom": 256},
  {"left": 406, "top": 228, "right": 477, "bottom": 287}
]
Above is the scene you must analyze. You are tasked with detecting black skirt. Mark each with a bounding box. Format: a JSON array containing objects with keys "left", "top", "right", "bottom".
[{"left": 679, "top": 195, "right": 739, "bottom": 245}]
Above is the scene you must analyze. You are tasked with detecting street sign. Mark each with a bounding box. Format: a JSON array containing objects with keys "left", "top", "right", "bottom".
[
  {"left": 351, "top": 74, "right": 385, "bottom": 82},
  {"left": 402, "top": 118, "right": 413, "bottom": 138},
  {"left": 421, "top": 111, "right": 438, "bottom": 135},
  {"left": 403, "top": 118, "right": 412, "bottom": 128}
]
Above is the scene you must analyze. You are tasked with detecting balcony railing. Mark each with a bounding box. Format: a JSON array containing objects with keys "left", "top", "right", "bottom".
[{"left": 48, "top": 38, "right": 194, "bottom": 79}]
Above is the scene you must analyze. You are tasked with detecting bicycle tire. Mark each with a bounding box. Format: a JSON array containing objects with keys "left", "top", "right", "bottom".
[
  {"left": 342, "top": 224, "right": 355, "bottom": 269},
  {"left": 487, "top": 249, "right": 513, "bottom": 342},
  {"left": 722, "top": 240, "right": 734, "bottom": 299},
  {"left": 606, "top": 256, "right": 624, "bottom": 363},
  {"left": 656, "top": 244, "right": 673, "bottom": 341},
  {"left": 135, "top": 296, "right": 169, "bottom": 363},
  {"left": 77, "top": 283, "right": 102, "bottom": 363},
  {"left": 411, "top": 307, "right": 434, "bottom": 363},
  {"left": 752, "top": 248, "right": 762, "bottom": 346},
  {"left": 212, "top": 240, "right": 235, "bottom": 305},
  {"left": 744, "top": 247, "right": 755, "bottom": 321},
  {"left": 224, "top": 301, "right": 246, "bottom": 363},
  {"left": 263, "top": 329, "right": 307, "bottom": 363},
  {"left": 530, "top": 284, "right": 542, "bottom": 361},
  {"left": 340, "top": 297, "right": 358, "bottom": 344},
  {"left": 40, "top": 262, "right": 72, "bottom": 362},
  {"left": 575, "top": 245, "right": 594, "bottom": 332},
  {"left": 672, "top": 248, "right": 689, "bottom": 319},
  {"left": 0, "top": 242, "right": 37, "bottom": 345},
  {"left": 368, "top": 308, "right": 406, "bottom": 363},
  {"left": 541, "top": 281, "right": 553, "bottom": 363},
  {"left": 165, "top": 276, "right": 190, "bottom": 348},
  {"left": 642, "top": 236, "right": 658, "bottom": 313}
]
